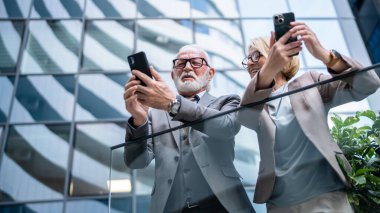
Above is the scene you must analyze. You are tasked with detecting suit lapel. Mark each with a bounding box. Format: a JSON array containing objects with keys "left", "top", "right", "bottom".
[
  {"left": 198, "top": 92, "right": 215, "bottom": 107},
  {"left": 165, "top": 112, "right": 181, "bottom": 149},
  {"left": 165, "top": 92, "right": 215, "bottom": 149}
]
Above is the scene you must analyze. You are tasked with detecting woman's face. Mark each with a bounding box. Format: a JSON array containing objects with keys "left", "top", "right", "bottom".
[{"left": 247, "top": 49, "right": 266, "bottom": 79}]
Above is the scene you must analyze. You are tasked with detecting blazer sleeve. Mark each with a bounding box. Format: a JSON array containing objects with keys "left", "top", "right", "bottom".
[
  {"left": 124, "top": 112, "right": 154, "bottom": 169},
  {"left": 312, "top": 55, "right": 380, "bottom": 110},
  {"left": 237, "top": 74, "right": 274, "bottom": 131},
  {"left": 172, "top": 94, "right": 241, "bottom": 140}
]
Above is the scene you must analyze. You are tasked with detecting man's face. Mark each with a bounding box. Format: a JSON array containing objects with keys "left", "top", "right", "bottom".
[{"left": 172, "top": 48, "right": 213, "bottom": 93}]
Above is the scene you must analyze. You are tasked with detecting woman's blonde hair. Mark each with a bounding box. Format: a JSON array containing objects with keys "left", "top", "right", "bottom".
[{"left": 248, "top": 36, "right": 300, "bottom": 81}]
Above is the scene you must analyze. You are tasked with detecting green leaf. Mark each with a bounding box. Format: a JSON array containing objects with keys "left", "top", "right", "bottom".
[
  {"left": 357, "top": 110, "right": 377, "bottom": 121},
  {"left": 375, "top": 137, "right": 380, "bottom": 146},
  {"left": 331, "top": 115, "right": 343, "bottom": 128},
  {"left": 374, "top": 120, "right": 380, "bottom": 130},
  {"left": 367, "top": 174, "right": 380, "bottom": 185},
  {"left": 347, "top": 193, "right": 360, "bottom": 207},
  {"left": 354, "top": 168, "right": 370, "bottom": 176},
  {"left": 359, "top": 126, "right": 371, "bottom": 131},
  {"left": 367, "top": 157, "right": 380, "bottom": 166},
  {"left": 343, "top": 116, "right": 360, "bottom": 127},
  {"left": 330, "top": 110, "right": 380, "bottom": 211},
  {"left": 353, "top": 175, "right": 366, "bottom": 185},
  {"left": 367, "top": 191, "right": 380, "bottom": 204},
  {"left": 367, "top": 190, "right": 380, "bottom": 197}
]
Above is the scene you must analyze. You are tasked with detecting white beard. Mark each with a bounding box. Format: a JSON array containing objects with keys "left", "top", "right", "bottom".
[{"left": 173, "top": 70, "right": 210, "bottom": 93}]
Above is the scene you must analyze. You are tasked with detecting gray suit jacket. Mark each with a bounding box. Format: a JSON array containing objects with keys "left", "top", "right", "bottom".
[
  {"left": 238, "top": 56, "right": 380, "bottom": 203},
  {"left": 125, "top": 92, "right": 255, "bottom": 213}
]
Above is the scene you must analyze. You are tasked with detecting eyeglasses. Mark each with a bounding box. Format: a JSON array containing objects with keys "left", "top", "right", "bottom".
[
  {"left": 241, "top": 51, "right": 262, "bottom": 68},
  {"left": 172, "top": 57, "right": 209, "bottom": 70}
]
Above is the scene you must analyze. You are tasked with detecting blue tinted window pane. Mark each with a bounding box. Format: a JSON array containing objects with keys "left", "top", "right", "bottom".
[
  {"left": 82, "top": 21, "right": 133, "bottom": 72},
  {"left": 368, "top": 21, "right": 380, "bottom": 63},
  {"left": 31, "top": 0, "right": 85, "bottom": 18},
  {"left": 0, "top": 0, "right": 32, "bottom": 18},
  {"left": 289, "top": 0, "right": 337, "bottom": 17},
  {"left": 21, "top": 20, "right": 82, "bottom": 74},
  {"left": 0, "top": 126, "right": 3, "bottom": 146},
  {"left": 0, "top": 76, "right": 15, "bottom": 123},
  {"left": 66, "top": 198, "right": 132, "bottom": 213},
  {"left": 137, "top": 195, "right": 151, "bottom": 212},
  {"left": 0, "top": 124, "right": 70, "bottom": 202},
  {"left": 71, "top": 122, "right": 131, "bottom": 196},
  {"left": 0, "top": 21, "right": 24, "bottom": 73},
  {"left": 210, "top": 70, "right": 247, "bottom": 97},
  {"left": 136, "top": 19, "right": 193, "bottom": 71},
  {"left": 241, "top": 19, "right": 273, "bottom": 55},
  {"left": 75, "top": 74, "right": 130, "bottom": 121},
  {"left": 300, "top": 20, "right": 349, "bottom": 68},
  {"left": 0, "top": 202, "right": 63, "bottom": 212},
  {"left": 11, "top": 75, "right": 75, "bottom": 122},
  {"left": 137, "top": 0, "right": 190, "bottom": 18},
  {"left": 238, "top": 0, "right": 288, "bottom": 18},
  {"left": 195, "top": 20, "right": 244, "bottom": 70},
  {"left": 86, "top": 0, "right": 136, "bottom": 18},
  {"left": 191, "top": 0, "right": 238, "bottom": 18}
]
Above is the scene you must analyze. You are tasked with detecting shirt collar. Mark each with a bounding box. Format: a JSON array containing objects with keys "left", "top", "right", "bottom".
[{"left": 197, "top": 90, "right": 206, "bottom": 99}]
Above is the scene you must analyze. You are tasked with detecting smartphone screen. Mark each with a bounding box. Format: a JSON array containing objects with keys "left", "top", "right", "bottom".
[
  {"left": 127, "top": 51, "right": 152, "bottom": 86},
  {"left": 273, "top": 12, "right": 297, "bottom": 45}
]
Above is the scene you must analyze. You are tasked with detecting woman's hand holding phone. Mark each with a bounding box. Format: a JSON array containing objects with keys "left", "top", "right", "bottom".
[{"left": 289, "top": 22, "right": 330, "bottom": 63}]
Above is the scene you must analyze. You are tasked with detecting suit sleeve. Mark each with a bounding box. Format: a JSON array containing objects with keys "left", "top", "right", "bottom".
[
  {"left": 124, "top": 112, "right": 154, "bottom": 169},
  {"left": 237, "top": 74, "right": 274, "bottom": 131},
  {"left": 172, "top": 94, "right": 241, "bottom": 140},
  {"left": 312, "top": 55, "right": 380, "bottom": 109}
]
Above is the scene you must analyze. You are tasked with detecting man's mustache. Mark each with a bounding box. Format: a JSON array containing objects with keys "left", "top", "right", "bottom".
[{"left": 179, "top": 71, "right": 198, "bottom": 81}]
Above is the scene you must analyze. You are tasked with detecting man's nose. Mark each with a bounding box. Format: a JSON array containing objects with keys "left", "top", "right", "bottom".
[{"left": 183, "top": 61, "right": 193, "bottom": 71}]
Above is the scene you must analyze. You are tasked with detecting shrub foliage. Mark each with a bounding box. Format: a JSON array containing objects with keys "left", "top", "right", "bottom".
[{"left": 330, "top": 110, "right": 380, "bottom": 212}]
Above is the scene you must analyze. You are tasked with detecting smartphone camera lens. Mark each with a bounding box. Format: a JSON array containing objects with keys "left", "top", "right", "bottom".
[{"left": 274, "top": 14, "right": 284, "bottom": 24}]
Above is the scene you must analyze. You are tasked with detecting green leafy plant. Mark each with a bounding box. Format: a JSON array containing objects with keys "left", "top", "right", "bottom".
[{"left": 330, "top": 110, "right": 380, "bottom": 213}]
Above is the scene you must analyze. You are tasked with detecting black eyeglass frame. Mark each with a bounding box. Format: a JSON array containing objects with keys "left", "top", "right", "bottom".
[
  {"left": 241, "top": 51, "right": 262, "bottom": 68},
  {"left": 172, "top": 57, "right": 210, "bottom": 70}
]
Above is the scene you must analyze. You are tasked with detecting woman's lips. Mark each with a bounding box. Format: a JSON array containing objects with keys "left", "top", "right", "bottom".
[{"left": 249, "top": 68, "right": 260, "bottom": 75}]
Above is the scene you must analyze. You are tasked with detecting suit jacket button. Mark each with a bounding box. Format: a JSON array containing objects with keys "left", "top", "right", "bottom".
[
  {"left": 174, "top": 156, "right": 179, "bottom": 161},
  {"left": 168, "top": 179, "right": 172, "bottom": 184}
]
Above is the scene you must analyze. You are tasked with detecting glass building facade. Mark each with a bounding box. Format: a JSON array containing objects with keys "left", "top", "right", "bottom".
[
  {"left": 0, "top": 0, "right": 379, "bottom": 212},
  {"left": 348, "top": 0, "right": 380, "bottom": 64}
]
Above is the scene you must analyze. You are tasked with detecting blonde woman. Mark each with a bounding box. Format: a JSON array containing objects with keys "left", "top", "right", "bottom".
[{"left": 238, "top": 22, "right": 380, "bottom": 212}]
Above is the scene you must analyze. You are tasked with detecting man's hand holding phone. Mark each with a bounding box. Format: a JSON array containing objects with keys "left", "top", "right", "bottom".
[
  {"left": 124, "top": 74, "right": 149, "bottom": 127},
  {"left": 124, "top": 61, "right": 176, "bottom": 126},
  {"left": 132, "top": 67, "right": 176, "bottom": 111}
]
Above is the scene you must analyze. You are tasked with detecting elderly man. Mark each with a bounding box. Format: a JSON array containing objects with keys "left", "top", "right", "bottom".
[{"left": 123, "top": 44, "right": 255, "bottom": 213}]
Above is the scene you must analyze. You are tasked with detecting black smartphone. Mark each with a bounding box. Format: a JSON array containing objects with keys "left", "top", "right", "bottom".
[
  {"left": 127, "top": 51, "right": 152, "bottom": 86},
  {"left": 273, "top": 12, "right": 297, "bottom": 45}
]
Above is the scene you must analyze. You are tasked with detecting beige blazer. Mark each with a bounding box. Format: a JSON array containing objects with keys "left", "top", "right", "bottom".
[
  {"left": 238, "top": 56, "right": 380, "bottom": 203},
  {"left": 125, "top": 92, "right": 255, "bottom": 213}
]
